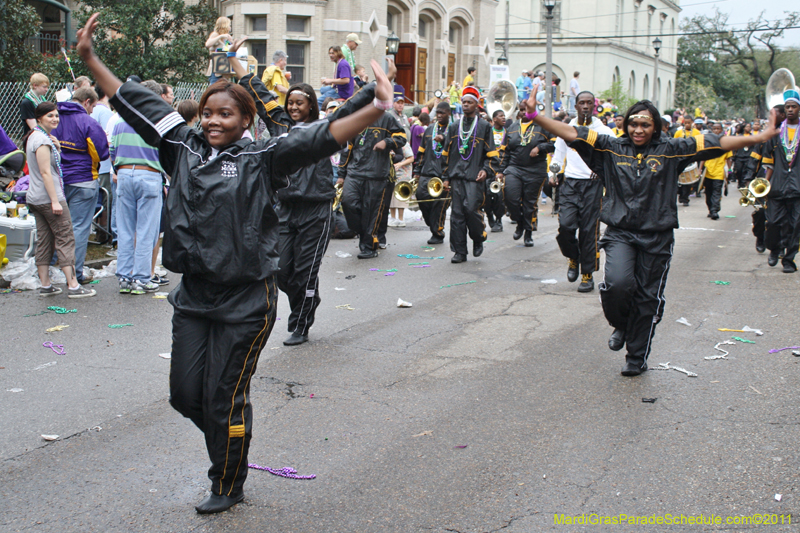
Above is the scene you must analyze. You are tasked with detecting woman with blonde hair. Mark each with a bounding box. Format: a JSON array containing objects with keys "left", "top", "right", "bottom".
[{"left": 205, "top": 17, "right": 233, "bottom": 85}]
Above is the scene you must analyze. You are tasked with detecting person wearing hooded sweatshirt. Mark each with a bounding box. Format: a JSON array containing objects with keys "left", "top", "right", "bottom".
[{"left": 52, "top": 86, "right": 110, "bottom": 283}]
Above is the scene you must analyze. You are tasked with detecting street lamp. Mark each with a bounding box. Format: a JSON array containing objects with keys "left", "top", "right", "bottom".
[
  {"left": 652, "top": 36, "right": 662, "bottom": 107},
  {"left": 543, "top": 0, "right": 556, "bottom": 118},
  {"left": 497, "top": 54, "right": 508, "bottom": 66},
  {"left": 386, "top": 31, "right": 400, "bottom": 56}
]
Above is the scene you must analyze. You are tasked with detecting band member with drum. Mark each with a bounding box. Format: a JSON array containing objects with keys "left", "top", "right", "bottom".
[
  {"left": 551, "top": 91, "right": 615, "bottom": 292},
  {"left": 486, "top": 110, "right": 507, "bottom": 233},
  {"left": 413, "top": 101, "right": 452, "bottom": 244},
  {"left": 441, "top": 86, "right": 500, "bottom": 263},
  {"left": 339, "top": 107, "right": 407, "bottom": 259},
  {"left": 675, "top": 115, "right": 702, "bottom": 206},
  {"left": 758, "top": 91, "right": 800, "bottom": 272},
  {"left": 528, "top": 94, "right": 779, "bottom": 376},
  {"left": 496, "top": 99, "right": 555, "bottom": 247}
]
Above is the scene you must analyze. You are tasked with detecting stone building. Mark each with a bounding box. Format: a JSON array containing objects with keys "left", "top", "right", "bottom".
[{"left": 495, "top": 0, "right": 680, "bottom": 110}]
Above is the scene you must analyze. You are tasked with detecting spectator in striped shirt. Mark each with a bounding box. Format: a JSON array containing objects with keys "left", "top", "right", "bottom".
[{"left": 109, "top": 79, "right": 165, "bottom": 295}]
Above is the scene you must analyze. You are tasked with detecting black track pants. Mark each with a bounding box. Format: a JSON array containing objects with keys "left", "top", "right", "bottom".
[
  {"left": 341, "top": 177, "right": 391, "bottom": 253},
  {"left": 556, "top": 178, "right": 603, "bottom": 274},
  {"left": 704, "top": 179, "right": 723, "bottom": 215},
  {"left": 752, "top": 208, "right": 766, "bottom": 241},
  {"left": 449, "top": 179, "right": 486, "bottom": 256},
  {"left": 417, "top": 175, "right": 450, "bottom": 238},
  {"left": 484, "top": 180, "right": 505, "bottom": 227},
  {"left": 503, "top": 167, "right": 546, "bottom": 232},
  {"left": 168, "top": 275, "right": 278, "bottom": 497},
  {"left": 278, "top": 201, "right": 332, "bottom": 336},
  {"left": 766, "top": 197, "right": 800, "bottom": 265},
  {"left": 377, "top": 180, "right": 393, "bottom": 245},
  {"left": 599, "top": 227, "right": 674, "bottom": 364}
]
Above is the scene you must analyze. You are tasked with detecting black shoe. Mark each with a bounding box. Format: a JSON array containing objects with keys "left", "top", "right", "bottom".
[
  {"left": 567, "top": 259, "right": 579, "bottom": 283},
  {"left": 621, "top": 361, "right": 648, "bottom": 377},
  {"left": 608, "top": 329, "right": 625, "bottom": 351},
  {"left": 523, "top": 230, "right": 533, "bottom": 247},
  {"left": 710, "top": 213, "right": 719, "bottom": 220},
  {"left": 779, "top": 249, "right": 786, "bottom": 259},
  {"left": 283, "top": 333, "right": 308, "bottom": 346},
  {"left": 473, "top": 240, "right": 484, "bottom": 257},
  {"left": 195, "top": 492, "right": 244, "bottom": 514},
  {"left": 491, "top": 222, "right": 503, "bottom": 233},
  {"left": 513, "top": 227, "right": 524, "bottom": 240},
  {"left": 680, "top": 200, "right": 689, "bottom": 206},
  {"left": 706, "top": 213, "right": 712, "bottom": 218},
  {"left": 427, "top": 235, "right": 444, "bottom": 244},
  {"left": 768, "top": 251, "right": 779, "bottom": 267},
  {"left": 755, "top": 239, "right": 765, "bottom": 253},
  {"left": 451, "top": 253, "right": 467, "bottom": 263},
  {"left": 577, "top": 273, "right": 594, "bottom": 292},
  {"left": 782, "top": 261, "right": 797, "bottom": 273},
  {"left": 357, "top": 250, "right": 379, "bottom": 259}
]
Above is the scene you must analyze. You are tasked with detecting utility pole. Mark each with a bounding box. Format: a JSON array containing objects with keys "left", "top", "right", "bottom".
[
  {"left": 652, "top": 37, "right": 662, "bottom": 108},
  {"left": 544, "top": 0, "right": 556, "bottom": 118}
]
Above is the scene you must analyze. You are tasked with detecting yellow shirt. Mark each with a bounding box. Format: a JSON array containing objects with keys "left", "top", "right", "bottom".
[
  {"left": 461, "top": 75, "right": 474, "bottom": 94},
  {"left": 694, "top": 107, "right": 703, "bottom": 118},
  {"left": 674, "top": 127, "right": 701, "bottom": 139},
  {"left": 788, "top": 124, "right": 797, "bottom": 142},
  {"left": 261, "top": 65, "right": 289, "bottom": 106},
  {"left": 704, "top": 151, "right": 732, "bottom": 180},
  {"left": 611, "top": 127, "right": 624, "bottom": 137}
]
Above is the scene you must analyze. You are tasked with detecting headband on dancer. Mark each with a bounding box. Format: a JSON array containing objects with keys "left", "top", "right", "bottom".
[
  {"left": 288, "top": 88, "right": 313, "bottom": 100},
  {"left": 784, "top": 89, "right": 800, "bottom": 106},
  {"left": 629, "top": 114, "right": 654, "bottom": 122}
]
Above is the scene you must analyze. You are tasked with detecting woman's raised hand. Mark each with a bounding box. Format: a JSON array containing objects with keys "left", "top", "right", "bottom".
[
  {"left": 370, "top": 59, "right": 392, "bottom": 103},
  {"left": 76, "top": 13, "right": 100, "bottom": 61}
]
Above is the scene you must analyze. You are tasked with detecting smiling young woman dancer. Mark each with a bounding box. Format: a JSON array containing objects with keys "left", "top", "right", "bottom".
[
  {"left": 77, "top": 13, "right": 394, "bottom": 514},
  {"left": 525, "top": 91, "right": 779, "bottom": 376}
]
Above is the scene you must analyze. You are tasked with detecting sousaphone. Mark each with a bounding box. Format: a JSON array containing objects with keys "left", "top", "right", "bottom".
[
  {"left": 487, "top": 79, "right": 518, "bottom": 120},
  {"left": 765, "top": 68, "right": 798, "bottom": 110}
]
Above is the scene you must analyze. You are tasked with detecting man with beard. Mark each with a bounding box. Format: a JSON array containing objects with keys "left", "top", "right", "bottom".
[{"left": 551, "top": 91, "right": 615, "bottom": 292}]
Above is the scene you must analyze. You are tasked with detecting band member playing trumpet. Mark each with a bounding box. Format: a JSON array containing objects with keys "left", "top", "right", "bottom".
[
  {"left": 339, "top": 108, "right": 407, "bottom": 259},
  {"left": 551, "top": 91, "right": 615, "bottom": 292},
  {"left": 413, "top": 101, "right": 452, "bottom": 244},
  {"left": 528, "top": 91, "right": 779, "bottom": 376},
  {"left": 496, "top": 99, "right": 555, "bottom": 247},
  {"left": 758, "top": 91, "right": 800, "bottom": 272},
  {"left": 486, "top": 110, "right": 508, "bottom": 232},
  {"left": 441, "top": 86, "right": 500, "bottom": 263}
]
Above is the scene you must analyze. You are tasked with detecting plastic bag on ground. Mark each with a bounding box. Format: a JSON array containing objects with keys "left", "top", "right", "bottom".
[{"left": 88, "top": 260, "right": 117, "bottom": 279}]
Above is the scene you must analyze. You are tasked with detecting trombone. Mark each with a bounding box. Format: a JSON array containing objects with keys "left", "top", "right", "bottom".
[
  {"left": 738, "top": 177, "right": 770, "bottom": 210},
  {"left": 393, "top": 176, "right": 446, "bottom": 205}
]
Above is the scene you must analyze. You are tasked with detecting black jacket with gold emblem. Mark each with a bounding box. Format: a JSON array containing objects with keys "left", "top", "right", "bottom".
[
  {"left": 441, "top": 116, "right": 499, "bottom": 181},
  {"left": 338, "top": 112, "right": 407, "bottom": 181},
  {"left": 412, "top": 121, "right": 449, "bottom": 177},
  {"left": 498, "top": 120, "right": 555, "bottom": 175},
  {"left": 569, "top": 129, "right": 726, "bottom": 232}
]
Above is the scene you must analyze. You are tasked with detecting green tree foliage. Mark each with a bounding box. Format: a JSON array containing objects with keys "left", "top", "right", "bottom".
[
  {"left": 676, "top": 9, "right": 800, "bottom": 118},
  {"left": 0, "top": 2, "right": 45, "bottom": 81},
  {"left": 73, "top": 0, "right": 218, "bottom": 84},
  {"left": 599, "top": 81, "right": 636, "bottom": 117}
]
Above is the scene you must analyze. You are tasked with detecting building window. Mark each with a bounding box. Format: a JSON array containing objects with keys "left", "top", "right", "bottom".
[
  {"left": 418, "top": 18, "right": 427, "bottom": 39},
  {"left": 449, "top": 24, "right": 456, "bottom": 43},
  {"left": 286, "top": 16, "right": 308, "bottom": 34},
  {"left": 43, "top": 6, "right": 61, "bottom": 23},
  {"left": 248, "top": 16, "right": 267, "bottom": 33},
  {"left": 286, "top": 41, "right": 306, "bottom": 84},
  {"left": 540, "top": 0, "right": 562, "bottom": 33},
  {"left": 387, "top": 12, "right": 394, "bottom": 32},
  {"left": 251, "top": 41, "right": 268, "bottom": 78}
]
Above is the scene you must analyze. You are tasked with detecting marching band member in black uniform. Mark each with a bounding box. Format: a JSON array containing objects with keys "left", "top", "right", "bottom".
[
  {"left": 486, "top": 110, "right": 507, "bottom": 232},
  {"left": 413, "top": 101, "right": 452, "bottom": 244},
  {"left": 757, "top": 91, "right": 800, "bottom": 273},
  {"left": 339, "top": 107, "right": 407, "bottom": 259},
  {"left": 78, "top": 14, "right": 395, "bottom": 513},
  {"left": 551, "top": 91, "right": 615, "bottom": 292},
  {"left": 749, "top": 115, "right": 780, "bottom": 254},
  {"left": 440, "top": 86, "right": 500, "bottom": 263},
  {"left": 496, "top": 99, "right": 555, "bottom": 247},
  {"left": 528, "top": 91, "right": 779, "bottom": 376}
]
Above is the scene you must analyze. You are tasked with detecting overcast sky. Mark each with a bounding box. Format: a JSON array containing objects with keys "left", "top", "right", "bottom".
[{"left": 678, "top": 0, "right": 800, "bottom": 48}]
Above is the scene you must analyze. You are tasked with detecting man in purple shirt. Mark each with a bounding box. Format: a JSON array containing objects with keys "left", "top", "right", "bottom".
[{"left": 322, "top": 46, "right": 354, "bottom": 100}]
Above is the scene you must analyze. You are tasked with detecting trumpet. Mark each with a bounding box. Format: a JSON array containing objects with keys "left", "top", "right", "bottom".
[
  {"left": 393, "top": 177, "right": 418, "bottom": 202},
  {"left": 489, "top": 179, "right": 504, "bottom": 194},
  {"left": 332, "top": 182, "right": 343, "bottom": 210},
  {"left": 738, "top": 178, "right": 770, "bottom": 209},
  {"left": 427, "top": 177, "right": 444, "bottom": 198}
]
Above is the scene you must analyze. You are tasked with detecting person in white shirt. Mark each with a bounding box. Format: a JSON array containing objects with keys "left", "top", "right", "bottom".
[
  {"left": 568, "top": 72, "right": 580, "bottom": 116},
  {"left": 551, "top": 90, "right": 615, "bottom": 292}
]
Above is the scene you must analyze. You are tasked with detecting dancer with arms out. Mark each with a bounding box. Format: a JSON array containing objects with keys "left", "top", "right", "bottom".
[
  {"left": 77, "top": 13, "right": 394, "bottom": 513},
  {"left": 525, "top": 89, "right": 779, "bottom": 376}
]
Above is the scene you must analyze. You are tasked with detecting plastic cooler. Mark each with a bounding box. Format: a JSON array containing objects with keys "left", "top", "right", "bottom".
[{"left": 0, "top": 216, "right": 37, "bottom": 263}]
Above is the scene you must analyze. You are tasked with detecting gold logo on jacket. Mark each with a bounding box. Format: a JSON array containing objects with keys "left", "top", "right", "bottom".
[{"left": 646, "top": 157, "right": 662, "bottom": 172}]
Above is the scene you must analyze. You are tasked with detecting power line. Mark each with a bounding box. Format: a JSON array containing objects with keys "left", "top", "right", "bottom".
[{"left": 496, "top": 26, "right": 800, "bottom": 42}]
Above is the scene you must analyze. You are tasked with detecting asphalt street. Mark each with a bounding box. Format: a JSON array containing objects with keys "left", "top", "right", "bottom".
[{"left": 1, "top": 192, "right": 798, "bottom": 532}]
